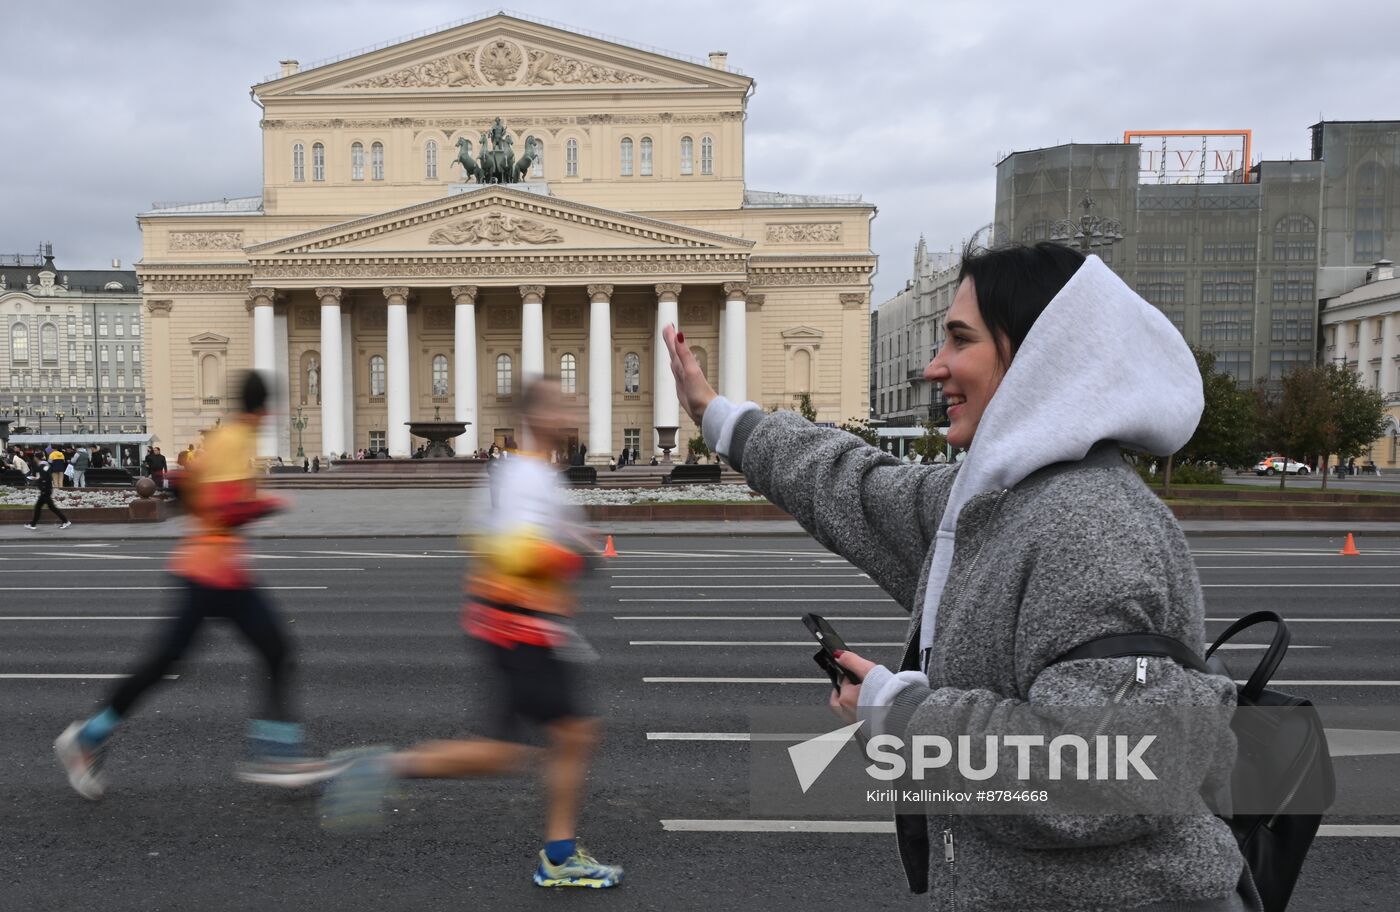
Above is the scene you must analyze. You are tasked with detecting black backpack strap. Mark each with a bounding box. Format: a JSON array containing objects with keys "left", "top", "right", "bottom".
[
  {"left": 1205, "top": 610, "right": 1289, "bottom": 703},
  {"left": 1052, "top": 633, "right": 1210, "bottom": 674}
]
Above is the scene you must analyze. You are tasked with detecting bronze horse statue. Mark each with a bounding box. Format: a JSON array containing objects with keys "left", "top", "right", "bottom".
[
  {"left": 453, "top": 137, "right": 483, "bottom": 183},
  {"left": 452, "top": 128, "right": 533, "bottom": 184}
]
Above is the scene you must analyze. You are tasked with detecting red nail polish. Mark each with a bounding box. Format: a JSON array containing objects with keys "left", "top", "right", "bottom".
[
  {"left": 832, "top": 650, "right": 845, "bottom": 659},
  {"left": 676, "top": 332, "right": 685, "bottom": 343}
]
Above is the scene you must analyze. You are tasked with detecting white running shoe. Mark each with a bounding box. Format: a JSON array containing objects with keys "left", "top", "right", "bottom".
[
  {"left": 24, "top": 524, "right": 37, "bottom": 531},
  {"left": 59, "top": 521, "right": 72, "bottom": 529},
  {"left": 54, "top": 722, "right": 106, "bottom": 800},
  {"left": 235, "top": 755, "right": 352, "bottom": 788}
]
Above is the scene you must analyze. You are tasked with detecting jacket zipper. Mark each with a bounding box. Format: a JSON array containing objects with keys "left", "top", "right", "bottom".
[
  {"left": 943, "top": 828, "right": 957, "bottom": 912},
  {"left": 1095, "top": 657, "right": 1148, "bottom": 737}
]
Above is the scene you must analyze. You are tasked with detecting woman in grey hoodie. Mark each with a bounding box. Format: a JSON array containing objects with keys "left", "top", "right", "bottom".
[{"left": 662, "top": 243, "right": 1258, "bottom": 912}]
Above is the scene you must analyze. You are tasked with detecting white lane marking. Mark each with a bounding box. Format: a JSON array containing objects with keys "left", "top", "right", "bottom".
[
  {"left": 71, "top": 544, "right": 116, "bottom": 548},
  {"left": 611, "top": 584, "right": 881, "bottom": 590},
  {"left": 647, "top": 733, "right": 827, "bottom": 742},
  {"left": 0, "top": 586, "right": 329, "bottom": 591},
  {"left": 658, "top": 820, "right": 1400, "bottom": 836},
  {"left": 1208, "top": 617, "right": 1400, "bottom": 623},
  {"left": 29, "top": 552, "right": 153, "bottom": 561},
  {"left": 620, "top": 549, "right": 829, "bottom": 556},
  {"left": 1195, "top": 564, "right": 1400, "bottom": 570},
  {"left": 1203, "top": 584, "right": 1400, "bottom": 588},
  {"left": 299, "top": 550, "right": 455, "bottom": 559},
  {"left": 0, "top": 674, "right": 179, "bottom": 680},
  {"left": 618, "top": 599, "right": 895, "bottom": 604},
  {"left": 616, "top": 616, "right": 903, "bottom": 621},
  {"left": 627, "top": 640, "right": 1319, "bottom": 650},
  {"left": 644, "top": 677, "right": 830, "bottom": 684},
  {"left": 1263, "top": 681, "right": 1400, "bottom": 686},
  {"left": 610, "top": 573, "right": 867, "bottom": 579},
  {"left": 0, "top": 616, "right": 169, "bottom": 621},
  {"left": 0, "top": 568, "right": 363, "bottom": 574}
]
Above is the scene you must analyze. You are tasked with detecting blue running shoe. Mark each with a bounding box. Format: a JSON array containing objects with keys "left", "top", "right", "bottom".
[
  {"left": 319, "top": 746, "right": 393, "bottom": 832},
  {"left": 532, "top": 845, "right": 623, "bottom": 888}
]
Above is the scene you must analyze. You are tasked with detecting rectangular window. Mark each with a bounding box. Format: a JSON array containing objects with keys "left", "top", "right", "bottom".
[
  {"left": 680, "top": 137, "right": 694, "bottom": 176},
  {"left": 1201, "top": 271, "right": 1255, "bottom": 305},
  {"left": 371, "top": 143, "right": 384, "bottom": 180},
  {"left": 1138, "top": 243, "right": 1187, "bottom": 263},
  {"left": 369, "top": 430, "right": 386, "bottom": 452},
  {"left": 67, "top": 315, "right": 76, "bottom": 336},
  {"left": 1270, "top": 309, "right": 1314, "bottom": 343},
  {"left": 115, "top": 320, "right": 125, "bottom": 337},
  {"left": 131, "top": 317, "right": 141, "bottom": 337},
  {"left": 116, "top": 347, "right": 125, "bottom": 363},
  {"left": 98, "top": 316, "right": 108, "bottom": 336},
  {"left": 1271, "top": 270, "right": 1315, "bottom": 303},
  {"left": 623, "top": 427, "right": 641, "bottom": 454},
  {"left": 117, "top": 374, "right": 126, "bottom": 389},
  {"left": 67, "top": 341, "right": 76, "bottom": 362},
  {"left": 100, "top": 346, "right": 109, "bottom": 363},
  {"left": 565, "top": 139, "right": 578, "bottom": 177},
  {"left": 1269, "top": 349, "right": 1313, "bottom": 380},
  {"left": 1135, "top": 271, "right": 1186, "bottom": 305},
  {"left": 84, "top": 319, "right": 92, "bottom": 336},
  {"left": 1201, "top": 311, "right": 1253, "bottom": 343},
  {"left": 100, "top": 375, "right": 110, "bottom": 389},
  {"left": 1213, "top": 350, "right": 1253, "bottom": 384}
]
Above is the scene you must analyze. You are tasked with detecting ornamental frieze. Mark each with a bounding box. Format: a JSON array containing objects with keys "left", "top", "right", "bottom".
[
  {"left": 428, "top": 212, "right": 564, "bottom": 246},
  {"left": 169, "top": 230, "right": 245, "bottom": 251},
  {"left": 141, "top": 276, "right": 250, "bottom": 293},
  {"left": 749, "top": 269, "right": 871, "bottom": 287},
  {"left": 347, "top": 49, "right": 481, "bottom": 88},
  {"left": 340, "top": 40, "right": 661, "bottom": 91},
  {"left": 252, "top": 254, "right": 747, "bottom": 281},
  {"left": 764, "top": 223, "right": 842, "bottom": 244},
  {"left": 524, "top": 49, "right": 659, "bottom": 86},
  {"left": 264, "top": 112, "right": 739, "bottom": 131}
]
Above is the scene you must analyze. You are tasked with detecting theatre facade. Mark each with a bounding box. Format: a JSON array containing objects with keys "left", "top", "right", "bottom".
[{"left": 137, "top": 14, "right": 875, "bottom": 460}]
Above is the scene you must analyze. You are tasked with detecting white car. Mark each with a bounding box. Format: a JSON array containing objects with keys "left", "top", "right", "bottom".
[{"left": 1253, "top": 456, "right": 1311, "bottom": 476}]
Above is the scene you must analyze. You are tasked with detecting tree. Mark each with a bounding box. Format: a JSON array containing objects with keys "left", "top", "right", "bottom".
[
  {"left": 1178, "top": 345, "right": 1258, "bottom": 470},
  {"left": 1255, "top": 365, "right": 1331, "bottom": 491},
  {"left": 912, "top": 420, "right": 947, "bottom": 462},
  {"left": 1320, "top": 364, "right": 1388, "bottom": 489},
  {"left": 795, "top": 392, "right": 818, "bottom": 423},
  {"left": 837, "top": 417, "right": 880, "bottom": 447}
]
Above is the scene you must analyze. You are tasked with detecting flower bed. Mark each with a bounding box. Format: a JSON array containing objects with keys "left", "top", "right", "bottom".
[
  {"left": 563, "top": 484, "right": 767, "bottom": 506},
  {"left": 0, "top": 488, "right": 140, "bottom": 509}
]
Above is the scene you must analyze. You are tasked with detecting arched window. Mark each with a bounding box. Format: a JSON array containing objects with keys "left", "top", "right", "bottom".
[
  {"left": 527, "top": 136, "right": 543, "bottom": 177},
  {"left": 689, "top": 346, "right": 708, "bottom": 381},
  {"left": 639, "top": 137, "right": 653, "bottom": 176},
  {"left": 10, "top": 323, "right": 28, "bottom": 362},
  {"left": 680, "top": 136, "right": 694, "bottom": 175},
  {"left": 560, "top": 353, "right": 577, "bottom": 394},
  {"left": 620, "top": 138, "right": 634, "bottom": 177},
  {"left": 623, "top": 352, "right": 641, "bottom": 393},
  {"left": 1275, "top": 214, "right": 1316, "bottom": 234},
  {"left": 351, "top": 142, "right": 365, "bottom": 180},
  {"left": 369, "top": 355, "right": 386, "bottom": 397},
  {"left": 496, "top": 353, "right": 513, "bottom": 396},
  {"left": 432, "top": 354, "right": 449, "bottom": 396},
  {"left": 371, "top": 142, "right": 384, "bottom": 180},
  {"left": 40, "top": 324, "right": 58, "bottom": 363},
  {"left": 425, "top": 140, "right": 438, "bottom": 179},
  {"left": 700, "top": 135, "right": 714, "bottom": 175},
  {"left": 792, "top": 349, "right": 812, "bottom": 392},
  {"left": 311, "top": 142, "right": 325, "bottom": 181},
  {"left": 565, "top": 138, "right": 579, "bottom": 177},
  {"left": 201, "top": 354, "right": 222, "bottom": 400},
  {"left": 292, "top": 143, "right": 306, "bottom": 182},
  {"left": 1355, "top": 161, "right": 1385, "bottom": 263}
]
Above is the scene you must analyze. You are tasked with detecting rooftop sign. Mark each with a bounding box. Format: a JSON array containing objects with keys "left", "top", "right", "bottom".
[{"left": 1124, "top": 130, "right": 1252, "bottom": 184}]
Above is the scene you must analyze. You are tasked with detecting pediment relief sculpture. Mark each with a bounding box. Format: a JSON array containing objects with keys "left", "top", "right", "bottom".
[
  {"left": 344, "top": 40, "right": 662, "bottom": 90},
  {"left": 427, "top": 211, "right": 564, "bottom": 246}
]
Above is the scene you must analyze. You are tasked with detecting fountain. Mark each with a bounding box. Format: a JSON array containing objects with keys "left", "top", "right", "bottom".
[{"left": 407, "top": 406, "right": 468, "bottom": 458}]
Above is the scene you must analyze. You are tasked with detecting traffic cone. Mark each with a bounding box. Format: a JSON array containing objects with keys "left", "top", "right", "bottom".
[
  {"left": 1340, "top": 533, "right": 1361, "bottom": 556},
  {"left": 602, "top": 535, "right": 619, "bottom": 558}
]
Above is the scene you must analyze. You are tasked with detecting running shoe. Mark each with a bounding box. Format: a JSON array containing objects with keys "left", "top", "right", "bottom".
[
  {"left": 235, "top": 755, "right": 351, "bottom": 788},
  {"left": 533, "top": 845, "right": 623, "bottom": 888},
  {"left": 319, "top": 746, "right": 394, "bottom": 831},
  {"left": 59, "top": 521, "right": 72, "bottom": 529},
  {"left": 24, "top": 524, "right": 37, "bottom": 531},
  {"left": 54, "top": 721, "right": 106, "bottom": 800}
]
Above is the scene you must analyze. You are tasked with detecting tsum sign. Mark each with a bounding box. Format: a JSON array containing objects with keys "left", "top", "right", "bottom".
[{"left": 1124, "top": 130, "right": 1252, "bottom": 184}]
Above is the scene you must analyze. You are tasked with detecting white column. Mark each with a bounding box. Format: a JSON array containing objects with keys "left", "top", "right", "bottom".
[
  {"left": 520, "top": 285, "right": 546, "bottom": 381},
  {"left": 588, "top": 284, "right": 614, "bottom": 463},
  {"left": 248, "top": 288, "right": 278, "bottom": 459},
  {"left": 274, "top": 306, "right": 291, "bottom": 459},
  {"left": 452, "top": 285, "right": 479, "bottom": 455},
  {"left": 721, "top": 282, "right": 749, "bottom": 401},
  {"left": 1356, "top": 319, "right": 1374, "bottom": 387},
  {"left": 1382, "top": 313, "right": 1399, "bottom": 398},
  {"left": 384, "top": 286, "right": 412, "bottom": 458},
  {"left": 316, "top": 287, "right": 344, "bottom": 459},
  {"left": 654, "top": 283, "right": 682, "bottom": 450},
  {"left": 341, "top": 306, "right": 354, "bottom": 457}
]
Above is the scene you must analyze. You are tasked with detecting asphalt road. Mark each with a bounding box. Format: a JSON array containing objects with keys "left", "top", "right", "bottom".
[{"left": 2, "top": 534, "right": 1397, "bottom": 911}]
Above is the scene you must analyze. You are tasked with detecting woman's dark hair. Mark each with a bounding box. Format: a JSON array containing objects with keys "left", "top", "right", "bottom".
[
  {"left": 240, "top": 370, "right": 270, "bottom": 414},
  {"left": 957, "top": 242, "right": 1086, "bottom": 368}
]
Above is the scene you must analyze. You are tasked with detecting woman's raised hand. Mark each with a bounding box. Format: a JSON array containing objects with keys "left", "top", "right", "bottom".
[{"left": 662, "top": 324, "right": 717, "bottom": 427}]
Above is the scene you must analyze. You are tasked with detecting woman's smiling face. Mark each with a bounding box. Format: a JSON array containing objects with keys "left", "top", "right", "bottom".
[{"left": 924, "top": 277, "right": 1009, "bottom": 450}]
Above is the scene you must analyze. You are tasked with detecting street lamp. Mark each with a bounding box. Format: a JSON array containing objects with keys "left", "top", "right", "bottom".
[
  {"left": 1051, "top": 193, "right": 1124, "bottom": 257},
  {"left": 56, "top": 409, "right": 66, "bottom": 437},
  {"left": 34, "top": 407, "right": 46, "bottom": 435},
  {"left": 292, "top": 406, "right": 308, "bottom": 459}
]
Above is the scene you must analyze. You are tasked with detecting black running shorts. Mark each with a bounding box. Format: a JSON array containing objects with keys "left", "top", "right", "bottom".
[{"left": 475, "top": 637, "right": 589, "bottom": 741}]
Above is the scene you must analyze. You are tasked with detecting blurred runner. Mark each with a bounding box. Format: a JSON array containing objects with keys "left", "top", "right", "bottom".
[
  {"left": 55, "top": 371, "right": 336, "bottom": 799},
  {"left": 321, "top": 377, "right": 622, "bottom": 890}
]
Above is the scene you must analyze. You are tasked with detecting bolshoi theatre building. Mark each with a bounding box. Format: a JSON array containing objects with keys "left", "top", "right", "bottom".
[{"left": 137, "top": 13, "right": 875, "bottom": 461}]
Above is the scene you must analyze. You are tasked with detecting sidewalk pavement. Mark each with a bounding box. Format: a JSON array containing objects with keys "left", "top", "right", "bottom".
[{"left": 21, "top": 488, "right": 1400, "bottom": 540}]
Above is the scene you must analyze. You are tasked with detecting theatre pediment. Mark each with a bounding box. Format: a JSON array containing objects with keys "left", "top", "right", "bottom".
[
  {"left": 248, "top": 187, "right": 754, "bottom": 257},
  {"left": 255, "top": 14, "right": 750, "bottom": 95}
]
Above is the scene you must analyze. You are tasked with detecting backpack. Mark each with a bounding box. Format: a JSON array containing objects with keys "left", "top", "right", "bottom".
[{"left": 1052, "top": 611, "right": 1335, "bottom": 912}]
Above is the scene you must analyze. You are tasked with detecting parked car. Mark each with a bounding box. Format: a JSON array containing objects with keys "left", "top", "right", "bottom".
[{"left": 1253, "top": 455, "right": 1312, "bottom": 476}]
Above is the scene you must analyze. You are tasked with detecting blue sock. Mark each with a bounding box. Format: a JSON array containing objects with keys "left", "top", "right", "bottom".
[
  {"left": 544, "top": 838, "right": 576, "bottom": 865},
  {"left": 78, "top": 707, "right": 120, "bottom": 748}
]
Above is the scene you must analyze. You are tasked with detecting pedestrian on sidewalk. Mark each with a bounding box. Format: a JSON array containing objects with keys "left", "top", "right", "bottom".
[
  {"left": 321, "top": 377, "right": 622, "bottom": 890},
  {"left": 663, "top": 243, "right": 1257, "bottom": 911},
  {"left": 46, "top": 444, "right": 67, "bottom": 489},
  {"left": 71, "top": 446, "right": 91, "bottom": 488},
  {"left": 24, "top": 456, "right": 71, "bottom": 530},
  {"left": 55, "top": 371, "right": 337, "bottom": 800}
]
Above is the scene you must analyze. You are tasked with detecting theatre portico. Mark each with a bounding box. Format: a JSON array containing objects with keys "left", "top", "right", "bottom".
[{"left": 137, "top": 13, "right": 875, "bottom": 461}]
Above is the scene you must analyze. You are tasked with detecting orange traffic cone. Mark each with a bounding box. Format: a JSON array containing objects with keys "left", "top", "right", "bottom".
[
  {"left": 1340, "top": 533, "right": 1361, "bottom": 556},
  {"left": 602, "top": 535, "right": 619, "bottom": 558}
]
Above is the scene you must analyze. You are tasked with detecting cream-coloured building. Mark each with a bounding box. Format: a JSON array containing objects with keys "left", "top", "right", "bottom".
[
  {"left": 137, "top": 13, "right": 875, "bottom": 461},
  {"left": 1320, "top": 259, "right": 1400, "bottom": 469}
]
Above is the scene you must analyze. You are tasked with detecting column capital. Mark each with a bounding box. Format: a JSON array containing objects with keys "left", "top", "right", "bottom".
[
  {"left": 746, "top": 293, "right": 765, "bottom": 312},
  {"left": 655, "top": 283, "right": 683, "bottom": 299},
  {"left": 315, "top": 286, "right": 344, "bottom": 304},
  {"left": 840, "top": 293, "right": 868, "bottom": 310},
  {"left": 519, "top": 284, "right": 546, "bottom": 301},
  {"left": 382, "top": 286, "right": 410, "bottom": 304},
  {"left": 247, "top": 287, "right": 278, "bottom": 308},
  {"left": 450, "top": 285, "right": 479, "bottom": 304},
  {"left": 722, "top": 282, "right": 750, "bottom": 299},
  {"left": 145, "top": 299, "right": 173, "bottom": 317},
  {"left": 587, "top": 284, "right": 615, "bottom": 301}
]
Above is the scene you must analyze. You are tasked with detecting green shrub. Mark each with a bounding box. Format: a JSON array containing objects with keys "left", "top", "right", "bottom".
[{"left": 1136, "top": 460, "right": 1225, "bottom": 485}]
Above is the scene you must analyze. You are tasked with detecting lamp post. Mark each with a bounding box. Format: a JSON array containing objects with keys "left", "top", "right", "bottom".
[
  {"left": 1050, "top": 193, "right": 1124, "bottom": 257},
  {"left": 56, "top": 409, "right": 66, "bottom": 437},
  {"left": 34, "top": 407, "right": 46, "bottom": 435},
  {"left": 292, "top": 406, "right": 308, "bottom": 459}
]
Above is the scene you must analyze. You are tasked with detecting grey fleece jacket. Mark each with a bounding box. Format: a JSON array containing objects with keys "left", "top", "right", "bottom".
[{"left": 701, "top": 257, "right": 1243, "bottom": 910}]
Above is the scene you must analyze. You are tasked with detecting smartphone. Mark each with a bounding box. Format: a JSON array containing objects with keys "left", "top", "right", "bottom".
[{"left": 803, "top": 613, "right": 861, "bottom": 688}]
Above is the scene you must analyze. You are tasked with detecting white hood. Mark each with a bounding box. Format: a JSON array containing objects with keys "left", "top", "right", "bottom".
[{"left": 917, "top": 255, "right": 1203, "bottom": 659}]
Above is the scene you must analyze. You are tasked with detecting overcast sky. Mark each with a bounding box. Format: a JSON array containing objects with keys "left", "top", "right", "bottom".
[{"left": 7, "top": 0, "right": 1399, "bottom": 303}]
